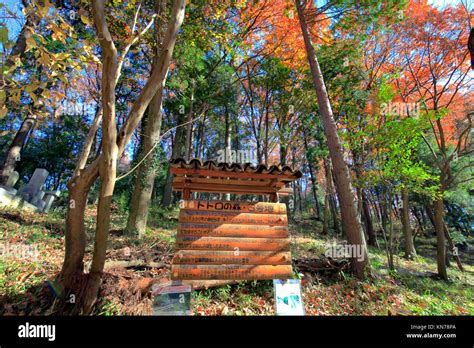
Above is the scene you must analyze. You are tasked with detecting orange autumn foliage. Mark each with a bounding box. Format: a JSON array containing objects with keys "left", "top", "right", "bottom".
[
  {"left": 238, "top": 0, "right": 331, "bottom": 71},
  {"left": 392, "top": 0, "right": 473, "bottom": 145}
]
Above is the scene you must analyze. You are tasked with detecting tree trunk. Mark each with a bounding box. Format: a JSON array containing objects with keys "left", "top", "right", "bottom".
[
  {"left": 224, "top": 106, "right": 231, "bottom": 200},
  {"left": 162, "top": 112, "right": 186, "bottom": 206},
  {"left": 74, "top": 108, "right": 103, "bottom": 177},
  {"left": 59, "top": 164, "right": 99, "bottom": 294},
  {"left": 323, "top": 158, "right": 340, "bottom": 234},
  {"left": 126, "top": 86, "right": 164, "bottom": 237},
  {"left": 127, "top": 0, "right": 167, "bottom": 236},
  {"left": 443, "top": 221, "right": 464, "bottom": 272},
  {"left": 296, "top": 0, "right": 367, "bottom": 281},
  {"left": 401, "top": 187, "right": 416, "bottom": 259},
  {"left": 433, "top": 198, "right": 448, "bottom": 280},
  {"left": 0, "top": 1, "right": 45, "bottom": 177},
  {"left": 1, "top": 0, "right": 41, "bottom": 90},
  {"left": 184, "top": 82, "right": 195, "bottom": 161},
  {"left": 58, "top": 0, "right": 186, "bottom": 313},
  {"left": 322, "top": 194, "right": 330, "bottom": 235},
  {"left": 303, "top": 133, "right": 320, "bottom": 219},
  {"left": 362, "top": 189, "right": 377, "bottom": 247},
  {"left": 0, "top": 115, "right": 36, "bottom": 185},
  {"left": 82, "top": 0, "right": 120, "bottom": 313}
]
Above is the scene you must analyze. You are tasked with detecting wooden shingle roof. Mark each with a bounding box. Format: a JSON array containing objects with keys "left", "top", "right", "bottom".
[{"left": 170, "top": 158, "right": 302, "bottom": 196}]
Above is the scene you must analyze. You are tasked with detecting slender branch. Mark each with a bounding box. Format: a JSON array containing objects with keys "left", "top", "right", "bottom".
[{"left": 116, "top": 111, "right": 205, "bottom": 181}]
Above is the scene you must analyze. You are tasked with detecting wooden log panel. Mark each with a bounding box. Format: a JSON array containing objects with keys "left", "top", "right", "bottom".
[
  {"left": 172, "top": 182, "right": 292, "bottom": 195},
  {"left": 172, "top": 200, "right": 293, "bottom": 281},
  {"left": 179, "top": 210, "right": 288, "bottom": 226},
  {"left": 171, "top": 167, "right": 297, "bottom": 181},
  {"left": 177, "top": 223, "right": 288, "bottom": 238},
  {"left": 172, "top": 250, "right": 291, "bottom": 265},
  {"left": 175, "top": 236, "right": 290, "bottom": 251},
  {"left": 180, "top": 200, "right": 287, "bottom": 214},
  {"left": 174, "top": 176, "right": 281, "bottom": 188},
  {"left": 171, "top": 265, "right": 293, "bottom": 280}
]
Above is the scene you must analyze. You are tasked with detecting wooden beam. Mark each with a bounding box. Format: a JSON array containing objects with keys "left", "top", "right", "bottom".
[
  {"left": 175, "top": 236, "right": 290, "bottom": 251},
  {"left": 173, "top": 182, "right": 292, "bottom": 195},
  {"left": 171, "top": 167, "right": 298, "bottom": 181},
  {"left": 173, "top": 176, "right": 285, "bottom": 188},
  {"left": 180, "top": 200, "right": 287, "bottom": 214},
  {"left": 171, "top": 264, "right": 293, "bottom": 280},
  {"left": 172, "top": 250, "right": 291, "bottom": 265},
  {"left": 178, "top": 210, "right": 288, "bottom": 225},
  {"left": 178, "top": 223, "right": 288, "bottom": 238}
]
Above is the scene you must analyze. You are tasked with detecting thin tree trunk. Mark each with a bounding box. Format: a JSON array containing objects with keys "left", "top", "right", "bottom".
[
  {"left": 401, "top": 187, "right": 416, "bottom": 259},
  {"left": 0, "top": 115, "right": 36, "bottom": 185},
  {"left": 433, "top": 198, "right": 448, "bottom": 280},
  {"left": 296, "top": 0, "right": 367, "bottom": 278},
  {"left": 59, "top": 0, "right": 186, "bottom": 313},
  {"left": 322, "top": 194, "right": 330, "bottom": 235},
  {"left": 59, "top": 164, "right": 99, "bottom": 294},
  {"left": 0, "top": 0, "right": 41, "bottom": 90},
  {"left": 126, "top": 86, "right": 164, "bottom": 237},
  {"left": 443, "top": 221, "right": 464, "bottom": 272},
  {"left": 303, "top": 133, "right": 320, "bottom": 219},
  {"left": 162, "top": 112, "right": 185, "bottom": 206},
  {"left": 362, "top": 189, "right": 377, "bottom": 247},
  {"left": 184, "top": 81, "right": 195, "bottom": 161},
  {"left": 82, "top": 0, "right": 120, "bottom": 313},
  {"left": 224, "top": 106, "right": 231, "bottom": 200},
  {"left": 324, "top": 159, "right": 340, "bottom": 234},
  {"left": 127, "top": 0, "right": 167, "bottom": 236},
  {"left": 74, "top": 108, "right": 103, "bottom": 177}
]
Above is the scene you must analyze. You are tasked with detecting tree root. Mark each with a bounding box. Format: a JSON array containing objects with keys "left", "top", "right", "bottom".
[{"left": 103, "top": 260, "right": 170, "bottom": 270}]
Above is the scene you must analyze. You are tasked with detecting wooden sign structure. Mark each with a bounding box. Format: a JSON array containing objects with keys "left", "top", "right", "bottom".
[{"left": 170, "top": 158, "right": 302, "bottom": 281}]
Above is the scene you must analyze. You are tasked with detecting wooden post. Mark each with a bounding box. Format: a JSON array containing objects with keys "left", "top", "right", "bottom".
[
  {"left": 270, "top": 192, "right": 279, "bottom": 203},
  {"left": 183, "top": 188, "right": 191, "bottom": 200}
]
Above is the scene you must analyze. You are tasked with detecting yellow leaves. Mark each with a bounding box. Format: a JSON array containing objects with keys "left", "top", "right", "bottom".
[
  {"left": 0, "top": 26, "right": 8, "bottom": 45},
  {"left": 80, "top": 15, "right": 91, "bottom": 26},
  {"left": 0, "top": 89, "right": 7, "bottom": 118},
  {"left": 0, "top": 106, "right": 7, "bottom": 119},
  {"left": 51, "top": 29, "right": 66, "bottom": 43},
  {"left": 48, "top": 22, "right": 66, "bottom": 43},
  {"left": 25, "top": 35, "right": 37, "bottom": 52},
  {"left": 37, "top": 51, "right": 51, "bottom": 66},
  {"left": 10, "top": 89, "right": 21, "bottom": 104},
  {"left": 30, "top": 93, "right": 38, "bottom": 105},
  {"left": 38, "top": 5, "right": 48, "bottom": 18},
  {"left": 25, "top": 83, "right": 38, "bottom": 94},
  {"left": 41, "top": 90, "right": 51, "bottom": 100},
  {"left": 37, "top": 0, "right": 52, "bottom": 18},
  {"left": 235, "top": 0, "right": 247, "bottom": 10},
  {"left": 55, "top": 52, "right": 71, "bottom": 61},
  {"left": 58, "top": 74, "right": 69, "bottom": 85}
]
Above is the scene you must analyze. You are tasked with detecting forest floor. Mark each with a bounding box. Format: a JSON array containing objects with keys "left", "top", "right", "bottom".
[{"left": 0, "top": 205, "right": 472, "bottom": 316}]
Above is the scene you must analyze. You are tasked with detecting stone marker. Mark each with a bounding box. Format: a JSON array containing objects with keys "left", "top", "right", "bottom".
[
  {"left": 21, "top": 168, "right": 49, "bottom": 203},
  {"left": 43, "top": 190, "right": 60, "bottom": 213},
  {"left": 31, "top": 190, "right": 45, "bottom": 206},
  {"left": 6, "top": 171, "right": 19, "bottom": 188}
]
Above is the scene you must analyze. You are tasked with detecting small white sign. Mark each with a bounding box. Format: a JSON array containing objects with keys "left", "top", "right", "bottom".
[
  {"left": 273, "top": 279, "right": 305, "bottom": 316},
  {"left": 151, "top": 283, "right": 192, "bottom": 315}
]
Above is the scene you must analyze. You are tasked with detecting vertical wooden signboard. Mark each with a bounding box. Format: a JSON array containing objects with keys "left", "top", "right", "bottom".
[{"left": 171, "top": 200, "right": 293, "bottom": 280}]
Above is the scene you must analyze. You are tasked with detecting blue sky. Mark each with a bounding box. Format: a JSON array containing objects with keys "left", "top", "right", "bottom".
[{"left": 2, "top": 0, "right": 468, "bottom": 40}]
